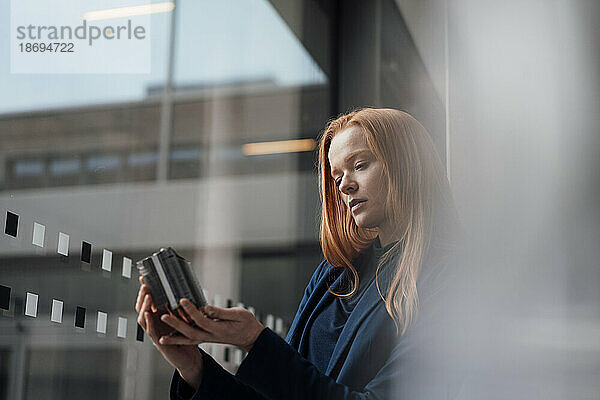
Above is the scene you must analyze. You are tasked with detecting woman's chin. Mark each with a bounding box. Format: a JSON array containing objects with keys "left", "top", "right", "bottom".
[{"left": 352, "top": 217, "right": 375, "bottom": 230}]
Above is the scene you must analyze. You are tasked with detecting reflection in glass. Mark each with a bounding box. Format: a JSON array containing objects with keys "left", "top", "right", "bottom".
[{"left": 0, "top": 0, "right": 332, "bottom": 398}]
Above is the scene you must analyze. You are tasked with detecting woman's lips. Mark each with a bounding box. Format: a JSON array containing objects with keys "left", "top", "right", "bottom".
[{"left": 351, "top": 200, "right": 366, "bottom": 212}]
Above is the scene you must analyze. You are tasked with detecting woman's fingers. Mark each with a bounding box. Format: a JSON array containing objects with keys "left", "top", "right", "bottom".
[
  {"left": 178, "top": 300, "right": 224, "bottom": 333},
  {"left": 153, "top": 301, "right": 263, "bottom": 351},
  {"left": 159, "top": 335, "right": 198, "bottom": 346},
  {"left": 135, "top": 279, "right": 158, "bottom": 313},
  {"left": 135, "top": 284, "right": 150, "bottom": 313},
  {"left": 144, "top": 312, "right": 160, "bottom": 344},
  {"left": 178, "top": 299, "right": 209, "bottom": 324},
  {"left": 137, "top": 293, "right": 153, "bottom": 330},
  {"left": 203, "top": 305, "right": 242, "bottom": 321},
  {"left": 135, "top": 285, "right": 144, "bottom": 313},
  {"left": 160, "top": 314, "right": 210, "bottom": 342}
]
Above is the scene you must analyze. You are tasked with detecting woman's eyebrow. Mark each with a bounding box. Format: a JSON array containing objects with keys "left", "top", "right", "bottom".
[
  {"left": 343, "top": 149, "right": 371, "bottom": 163},
  {"left": 330, "top": 149, "right": 371, "bottom": 175}
]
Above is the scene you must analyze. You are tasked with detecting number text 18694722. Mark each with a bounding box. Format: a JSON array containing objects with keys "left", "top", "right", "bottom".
[{"left": 19, "top": 42, "right": 74, "bottom": 52}]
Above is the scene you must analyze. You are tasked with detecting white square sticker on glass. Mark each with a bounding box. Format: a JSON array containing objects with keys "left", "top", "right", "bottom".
[
  {"left": 102, "top": 249, "right": 112, "bottom": 272},
  {"left": 57, "top": 232, "right": 69, "bottom": 256},
  {"left": 275, "top": 317, "right": 283, "bottom": 334},
  {"left": 25, "top": 292, "right": 39, "bottom": 317},
  {"left": 122, "top": 257, "right": 132, "bottom": 278},
  {"left": 97, "top": 311, "right": 107, "bottom": 334},
  {"left": 10, "top": 0, "right": 153, "bottom": 74},
  {"left": 117, "top": 316, "right": 127, "bottom": 338},
  {"left": 235, "top": 349, "right": 244, "bottom": 364},
  {"left": 265, "top": 314, "right": 275, "bottom": 330},
  {"left": 51, "top": 299, "right": 63, "bottom": 323},
  {"left": 213, "top": 294, "right": 223, "bottom": 308},
  {"left": 32, "top": 222, "right": 45, "bottom": 247}
]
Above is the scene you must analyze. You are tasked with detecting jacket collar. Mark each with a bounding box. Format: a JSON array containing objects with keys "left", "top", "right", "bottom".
[
  {"left": 324, "top": 266, "right": 391, "bottom": 377},
  {"left": 288, "top": 239, "right": 400, "bottom": 376},
  {"left": 324, "top": 241, "right": 399, "bottom": 377}
]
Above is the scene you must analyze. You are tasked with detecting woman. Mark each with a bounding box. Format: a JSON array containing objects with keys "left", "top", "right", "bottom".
[{"left": 135, "top": 108, "right": 461, "bottom": 399}]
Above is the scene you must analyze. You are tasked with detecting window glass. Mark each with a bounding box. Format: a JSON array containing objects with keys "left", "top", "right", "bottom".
[{"left": 0, "top": 1, "right": 331, "bottom": 399}]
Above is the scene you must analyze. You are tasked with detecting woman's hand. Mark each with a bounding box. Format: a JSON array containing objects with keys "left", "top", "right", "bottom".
[
  {"left": 135, "top": 278, "right": 204, "bottom": 389},
  {"left": 158, "top": 299, "right": 265, "bottom": 352}
]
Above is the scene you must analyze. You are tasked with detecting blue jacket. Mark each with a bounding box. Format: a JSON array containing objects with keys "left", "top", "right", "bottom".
[{"left": 171, "top": 248, "right": 460, "bottom": 399}]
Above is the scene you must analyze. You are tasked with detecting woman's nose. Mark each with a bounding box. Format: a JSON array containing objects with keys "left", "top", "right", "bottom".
[{"left": 339, "top": 176, "right": 357, "bottom": 194}]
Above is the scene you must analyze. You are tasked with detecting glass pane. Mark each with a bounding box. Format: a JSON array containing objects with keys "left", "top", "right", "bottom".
[
  {"left": 24, "top": 348, "right": 121, "bottom": 400},
  {"left": 173, "top": 0, "right": 327, "bottom": 89},
  {"left": 0, "top": 9, "right": 171, "bottom": 114},
  {"left": 0, "top": 349, "right": 9, "bottom": 400},
  {"left": 1, "top": 0, "right": 331, "bottom": 399}
]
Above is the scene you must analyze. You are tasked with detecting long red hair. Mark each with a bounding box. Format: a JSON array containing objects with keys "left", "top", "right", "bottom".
[{"left": 318, "top": 108, "right": 457, "bottom": 334}]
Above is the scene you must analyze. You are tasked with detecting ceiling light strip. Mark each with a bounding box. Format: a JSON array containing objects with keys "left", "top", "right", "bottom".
[
  {"left": 242, "top": 139, "right": 316, "bottom": 156},
  {"left": 83, "top": 2, "right": 175, "bottom": 22}
]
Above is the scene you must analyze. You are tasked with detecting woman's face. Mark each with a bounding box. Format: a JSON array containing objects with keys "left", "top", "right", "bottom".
[{"left": 328, "top": 126, "right": 390, "bottom": 233}]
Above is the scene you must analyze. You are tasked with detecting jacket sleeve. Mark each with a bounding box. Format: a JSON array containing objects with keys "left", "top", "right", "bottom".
[
  {"left": 169, "top": 260, "right": 330, "bottom": 400},
  {"left": 285, "top": 260, "right": 329, "bottom": 342},
  {"left": 234, "top": 327, "right": 387, "bottom": 400},
  {"left": 170, "top": 348, "right": 268, "bottom": 400}
]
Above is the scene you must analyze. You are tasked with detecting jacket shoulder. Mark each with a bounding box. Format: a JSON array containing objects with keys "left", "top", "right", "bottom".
[{"left": 313, "top": 259, "right": 335, "bottom": 283}]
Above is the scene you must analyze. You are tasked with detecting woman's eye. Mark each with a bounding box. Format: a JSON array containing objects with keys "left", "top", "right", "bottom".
[
  {"left": 356, "top": 162, "right": 367, "bottom": 170},
  {"left": 335, "top": 178, "right": 342, "bottom": 187}
]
